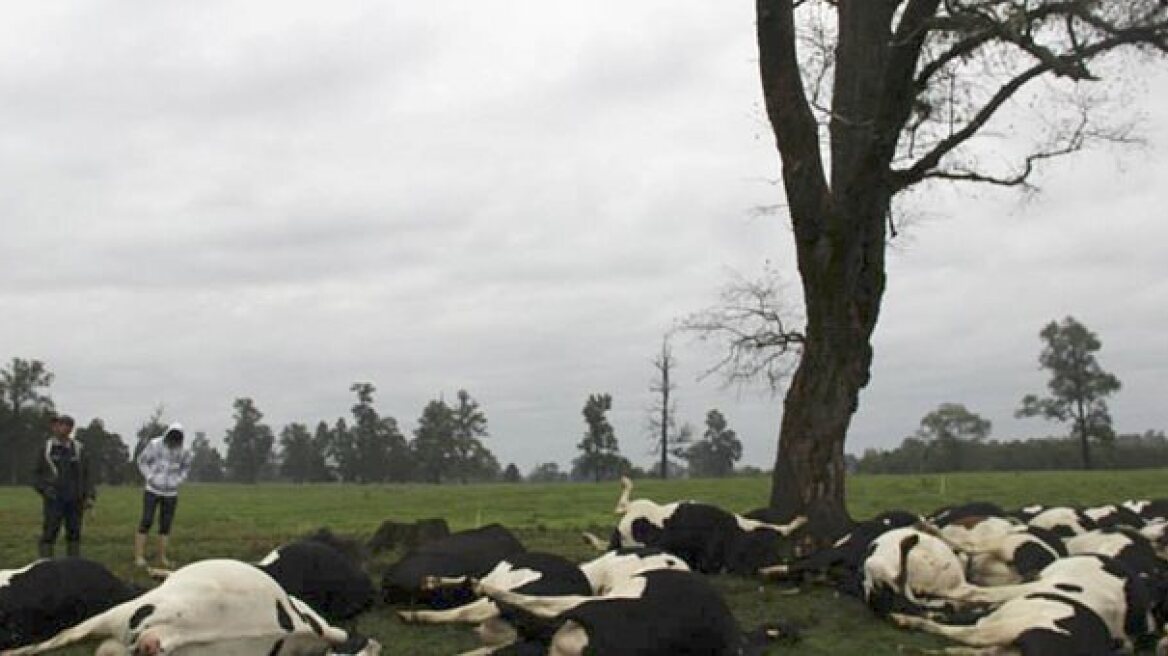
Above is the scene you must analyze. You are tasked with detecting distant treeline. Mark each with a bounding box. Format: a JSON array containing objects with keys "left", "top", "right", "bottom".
[
  {"left": 857, "top": 430, "right": 1168, "bottom": 474},
  {"left": 0, "top": 357, "right": 749, "bottom": 487}
]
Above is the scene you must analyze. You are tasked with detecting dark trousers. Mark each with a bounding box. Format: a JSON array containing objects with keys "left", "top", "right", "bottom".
[
  {"left": 138, "top": 491, "right": 178, "bottom": 535},
  {"left": 39, "top": 496, "right": 82, "bottom": 557}
]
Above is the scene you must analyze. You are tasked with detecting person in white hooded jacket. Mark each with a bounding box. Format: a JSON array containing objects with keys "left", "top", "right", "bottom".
[{"left": 134, "top": 422, "right": 192, "bottom": 567}]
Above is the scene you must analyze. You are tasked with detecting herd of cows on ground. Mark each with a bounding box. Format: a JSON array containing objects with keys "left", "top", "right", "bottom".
[{"left": 3, "top": 478, "right": 1168, "bottom": 654}]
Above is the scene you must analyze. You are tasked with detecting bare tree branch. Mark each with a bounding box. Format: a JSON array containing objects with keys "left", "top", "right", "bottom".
[
  {"left": 757, "top": 0, "right": 833, "bottom": 237},
  {"left": 678, "top": 268, "right": 804, "bottom": 391},
  {"left": 891, "top": 15, "right": 1165, "bottom": 191}
]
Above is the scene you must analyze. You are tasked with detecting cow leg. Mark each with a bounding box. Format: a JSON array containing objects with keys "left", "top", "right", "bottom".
[
  {"left": 474, "top": 617, "right": 517, "bottom": 647},
  {"left": 455, "top": 648, "right": 502, "bottom": 656},
  {"left": 758, "top": 563, "right": 790, "bottom": 577},
  {"left": 478, "top": 585, "right": 593, "bottom": 619},
  {"left": 614, "top": 476, "right": 634, "bottom": 514},
  {"left": 734, "top": 514, "right": 808, "bottom": 537},
  {"left": 287, "top": 596, "right": 349, "bottom": 646},
  {"left": 580, "top": 532, "right": 607, "bottom": 552},
  {"left": 93, "top": 640, "right": 129, "bottom": 656},
  {"left": 421, "top": 575, "right": 470, "bottom": 590},
  {"left": 2, "top": 602, "right": 131, "bottom": 655},
  {"left": 399, "top": 599, "right": 499, "bottom": 624},
  {"left": 897, "top": 644, "right": 1018, "bottom": 648},
  {"left": 890, "top": 613, "right": 1022, "bottom": 649},
  {"left": 933, "top": 582, "right": 1034, "bottom": 607},
  {"left": 548, "top": 620, "right": 590, "bottom": 656}
]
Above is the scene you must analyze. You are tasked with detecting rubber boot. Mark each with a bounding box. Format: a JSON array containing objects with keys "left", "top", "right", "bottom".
[
  {"left": 134, "top": 532, "right": 148, "bottom": 567},
  {"left": 38, "top": 542, "right": 53, "bottom": 559},
  {"left": 157, "top": 535, "right": 172, "bottom": 568},
  {"left": 66, "top": 541, "right": 80, "bottom": 558}
]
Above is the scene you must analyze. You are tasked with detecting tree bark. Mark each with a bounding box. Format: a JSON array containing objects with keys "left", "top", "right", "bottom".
[{"left": 767, "top": 195, "right": 887, "bottom": 538}]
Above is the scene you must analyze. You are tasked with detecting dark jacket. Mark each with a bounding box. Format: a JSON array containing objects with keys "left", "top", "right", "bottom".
[{"left": 32, "top": 437, "right": 95, "bottom": 504}]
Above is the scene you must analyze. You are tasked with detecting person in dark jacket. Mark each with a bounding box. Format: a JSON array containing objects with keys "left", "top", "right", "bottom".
[{"left": 32, "top": 414, "right": 95, "bottom": 558}]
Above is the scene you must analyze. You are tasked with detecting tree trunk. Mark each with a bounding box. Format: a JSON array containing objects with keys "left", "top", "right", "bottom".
[
  {"left": 767, "top": 198, "right": 886, "bottom": 539},
  {"left": 757, "top": 0, "right": 910, "bottom": 540},
  {"left": 1077, "top": 419, "right": 1092, "bottom": 470}
]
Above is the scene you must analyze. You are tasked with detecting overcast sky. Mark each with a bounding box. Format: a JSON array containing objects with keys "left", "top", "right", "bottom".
[{"left": 1, "top": 2, "right": 1165, "bottom": 472}]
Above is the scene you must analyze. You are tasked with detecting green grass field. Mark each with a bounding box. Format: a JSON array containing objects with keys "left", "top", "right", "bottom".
[{"left": 3, "top": 470, "right": 1168, "bottom": 655}]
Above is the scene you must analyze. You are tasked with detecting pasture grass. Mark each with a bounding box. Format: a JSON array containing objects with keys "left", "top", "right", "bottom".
[{"left": 3, "top": 469, "right": 1168, "bottom": 654}]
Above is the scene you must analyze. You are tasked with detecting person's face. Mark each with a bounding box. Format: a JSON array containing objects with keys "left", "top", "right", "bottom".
[{"left": 51, "top": 420, "right": 71, "bottom": 437}]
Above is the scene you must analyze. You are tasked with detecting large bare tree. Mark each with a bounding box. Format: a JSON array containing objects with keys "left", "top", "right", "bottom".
[{"left": 755, "top": 0, "right": 1166, "bottom": 537}]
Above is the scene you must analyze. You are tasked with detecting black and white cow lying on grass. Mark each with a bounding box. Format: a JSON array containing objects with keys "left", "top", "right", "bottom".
[
  {"left": 399, "top": 548, "right": 690, "bottom": 653},
  {"left": 479, "top": 568, "right": 795, "bottom": 656},
  {"left": 381, "top": 524, "right": 526, "bottom": 608},
  {"left": 0, "top": 559, "right": 139, "bottom": 651},
  {"left": 925, "top": 515, "right": 1065, "bottom": 587},
  {"left": 934, "top": 554, "right": 1158, "bottom": 650},
  {"left": 892, "top": 592, "right": 1119, "bottom": 655},
  {"left": 0, "top": 560, "right": 378, "bottom": 656},
  {"left": 860, "top": 527, "right": 977, "bottom": 617},
  {"left": 758, "top": 510, "right": 920, "bottom": 594},
  {"left": 398, "top": 551, "right": 594, "bottom": 649},
  {"left": 583, "top": 476, "right": 807, "bottom": 574},
  {"left": 1124, "top": 498, "right": 1168, "bottom": 524}
]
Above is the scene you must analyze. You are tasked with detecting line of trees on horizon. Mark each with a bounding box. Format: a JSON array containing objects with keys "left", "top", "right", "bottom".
[
  {"left": 0, "top": 358, "right": 753, "bottom": 487},
  {"left": 4, "top": 316, "right": 1151, "bottom": 486}
]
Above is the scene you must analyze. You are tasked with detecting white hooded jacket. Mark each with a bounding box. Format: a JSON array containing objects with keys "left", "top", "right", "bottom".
[{"left": 137, "top": 422, "right": 193, "bottom": 497}]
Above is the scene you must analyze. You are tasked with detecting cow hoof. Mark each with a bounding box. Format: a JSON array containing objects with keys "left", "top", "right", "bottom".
[
  {"left": 888, "top": 613, "right": 912, "bottom": 628},
  {"left": 397, "top": 610, "right": 417, "bottom": 623}
]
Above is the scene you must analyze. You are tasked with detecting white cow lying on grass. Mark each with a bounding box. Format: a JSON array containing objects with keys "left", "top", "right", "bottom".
[{"left": 0, "top": 559, "right": 379, "bottom": 656}]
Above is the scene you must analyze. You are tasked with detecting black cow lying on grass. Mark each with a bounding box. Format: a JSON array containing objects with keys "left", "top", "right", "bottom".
[
  {"left": 479, "top": 568, "right": 797, "bottom": 656},
  {"left": 381, "top": 523, "right": 526, "bottom": 608},
  {"left": 583, "top": 476, "right": 806, "bottom": 574},
  {"left": 0, "top": 559, "right": 378, "bottom": 656},
  {"left": 257, "top": 531, "right": 376, "bottom": 623},
  {"left": 0, "top": 558, "right": 138, "bottom": 651}
]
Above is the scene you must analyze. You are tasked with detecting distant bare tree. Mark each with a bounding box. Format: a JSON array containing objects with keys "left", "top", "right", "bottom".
[{"left": 647, "top": 337, "right": 689, "bottom": 478}]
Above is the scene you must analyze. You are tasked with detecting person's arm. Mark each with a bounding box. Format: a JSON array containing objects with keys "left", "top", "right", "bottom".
[
  {"left": 81, "top": 446, "right": 96, "bottom": 504},
  {"left": 32, "top": 443, "right": 53, "bottom": 498},
  {"left": 176, "top": 450, "right": 193, "bottom": 486},
  {"left": 137, "top": 440, "right": 155, "bottom": 479}
]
